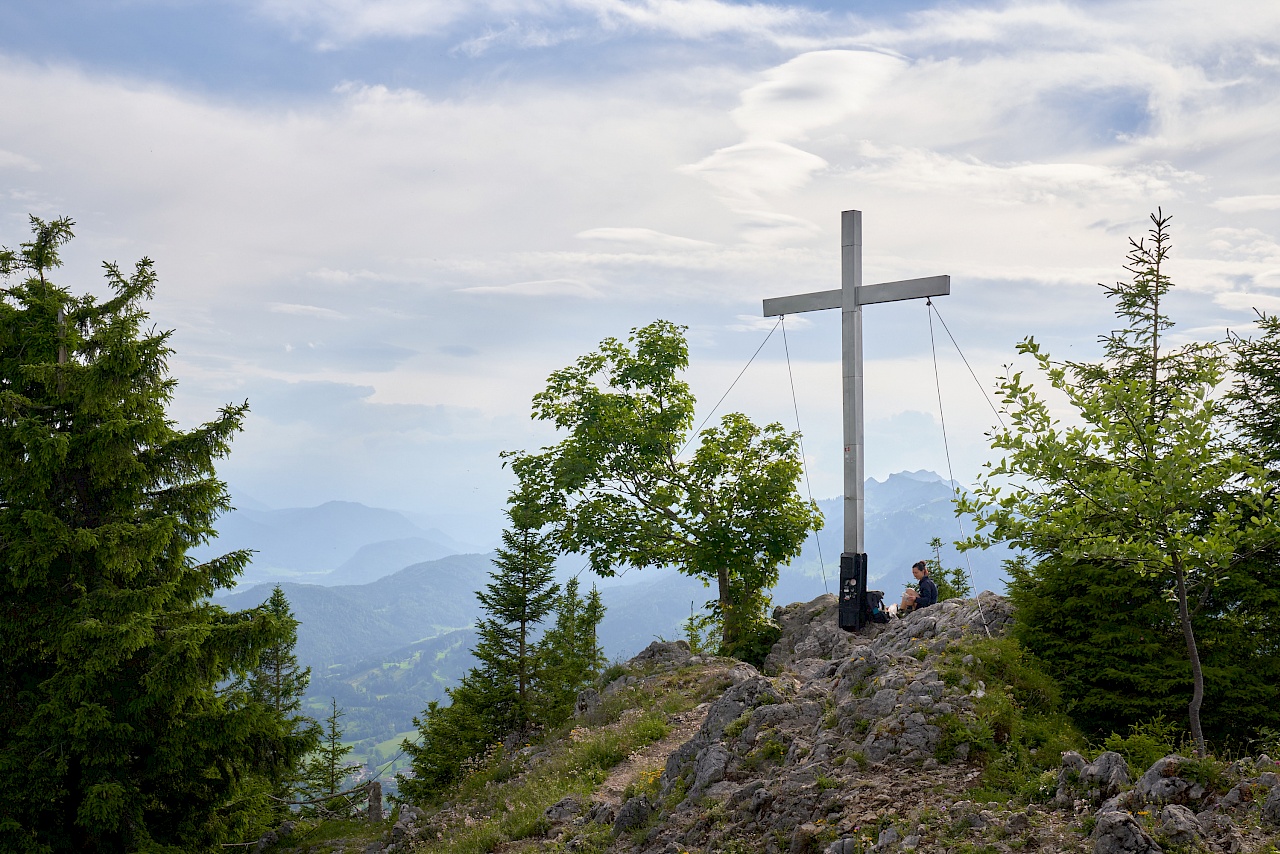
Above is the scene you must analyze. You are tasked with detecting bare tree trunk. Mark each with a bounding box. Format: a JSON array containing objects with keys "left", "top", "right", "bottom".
[
  {"left": 1173, "top": 557, "right": 1206, "bottom": 757},
  {"left": 717, "top": 565, "right": 732, "bottom": 649}
]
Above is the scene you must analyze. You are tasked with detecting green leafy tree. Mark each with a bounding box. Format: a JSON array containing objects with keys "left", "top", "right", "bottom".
[
  {"left": 957, "top": 212, "right": 1279, "bottom": 756},
  {"left": 302, "top": 698, "right": 360, "bottom": 805},
  {"left": 0, "top": 216, "right": 313, "bottom": 851},
  {"left": 508, "top": 320, "right": 822, "bottom": 657}
]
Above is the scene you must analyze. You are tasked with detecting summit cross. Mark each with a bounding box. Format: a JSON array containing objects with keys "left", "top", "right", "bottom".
[{"left": 762, "top": 210, "right": 949, "bottom": 620}]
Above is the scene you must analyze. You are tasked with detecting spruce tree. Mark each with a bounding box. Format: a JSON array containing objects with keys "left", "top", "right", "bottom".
[
  {"left": 232, "top": 586, "right": 320, "bottom": 815},
  {"left": 302, "top": 699, "right": 360, "bottom": 805},
  {"left": 399, "top": 508, "right": 561, "bottom": 800},
  {"left": 473, "top": 508, "right": 560, "bottom": 734},
  {"left": 534, "top": 578, "right": 606, "bottom": 725},
  {"left": 0, "top": 217, "right": 313, "bottom": 852}
]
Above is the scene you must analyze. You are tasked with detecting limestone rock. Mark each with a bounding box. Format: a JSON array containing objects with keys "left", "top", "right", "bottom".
[
  {"left": 1082, "top": 751, "right": 1132, "bottom": 801},
  {"left": 1158, "top": 804, "right": 1202, "bottom": 847},
  {"left": 544, "top": 795, "right": 583, "bottom": 823},
  {"left": 1135, "top": 755, "right": 1205, "bottom": 806},
  {"left": 613, "top": 795, "right": 655, "bottom": 835},
  {"left": 574, "top": 688, "right": 601, "bottom": 718},
  {"left": 1264, "top": 785, "right": 1280, "bottom": 826},
  {"left": 1091, "top": 810, "right": 1162, "bottom": 854}
]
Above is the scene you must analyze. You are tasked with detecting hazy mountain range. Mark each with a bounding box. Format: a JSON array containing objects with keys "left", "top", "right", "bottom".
[{"left": 207, "top": 471, "right": 1016, "bottom": 749}]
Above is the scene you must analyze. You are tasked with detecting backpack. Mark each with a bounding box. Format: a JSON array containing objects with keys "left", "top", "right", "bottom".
[{"left": 865, "top": 590, "right": 890, "bottom": 624}]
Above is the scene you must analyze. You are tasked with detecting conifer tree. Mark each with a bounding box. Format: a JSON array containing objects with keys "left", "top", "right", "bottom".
[
  {"left": 0, "top": 216, "right": 313, "bottom": 851},
  {"left": 473, "top": 507, "right": 560, "bottom": 733},
  {"left": 302, "top": 699, "right": 360, "bottom": 804},
  {"left": 232, "top": 586, "right": 320, "bottom": 815},
  {"left": 534, "top": 578, "right": 606, "bottom": 725}
]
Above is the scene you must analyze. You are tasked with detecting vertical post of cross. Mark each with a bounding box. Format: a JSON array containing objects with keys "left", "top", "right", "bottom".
[{"left": 842, "top": 210, "right": 864, "bottom": 557}]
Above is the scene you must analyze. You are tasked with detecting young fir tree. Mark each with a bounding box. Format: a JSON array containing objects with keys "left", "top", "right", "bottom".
[
  {"left": 924, "top": 537, "right": 973, "bottom": 601},
  {"left": 472, "top": 507, "right": 560, "bottom": 734},
  {"left": 231, "top": 586, "right": 320, "bottom": 815},
  {"left": 399, "top": 518, "right": 608, "bottom": 801},
  {"left": 958, "top": 212, "right": 1280, "bottom": 755},
  {"left": 0, "top": 217, "right": 313, "bottom": 852},
  {"left": 534, "top": 578, "right": 606, "bottom": 725},
  {"left": 302, "top": 699, "right": 360, "bottom": 806}
]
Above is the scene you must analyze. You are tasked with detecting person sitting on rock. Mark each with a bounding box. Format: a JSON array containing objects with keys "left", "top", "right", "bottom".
[{"left": 899, "top": 560, "right": 939, "bottom": 614}]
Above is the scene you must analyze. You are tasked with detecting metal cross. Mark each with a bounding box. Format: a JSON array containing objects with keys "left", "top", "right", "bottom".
[{"left": 762, "top": 209, "right": 950, "bottom": 577}]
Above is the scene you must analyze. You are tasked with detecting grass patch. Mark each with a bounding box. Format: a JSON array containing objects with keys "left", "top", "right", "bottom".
[
  {"left": 404, "top": 684, "right": 688, "bottom": 854},
  {"left": 936, "top": 636, "right": 1086, "bottom": 802}
]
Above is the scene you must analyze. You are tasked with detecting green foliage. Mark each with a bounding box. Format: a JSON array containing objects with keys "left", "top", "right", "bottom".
[
  {"left": 535, "top": 578, "right": 607, "bottom": 724},
  {"left": 507, "top": 320, "right": 822, "bottom": 653},
  {"left": 936, "top": 637, "right": 1086, "bottom": 800},
  {"left": 473, "top": 507, "right": 560, "bottom": 734},
  {"left": 0, "top": 217, "right": 314, "bottom": 852},
  {"left": 958, "top": 212, "right": 1280, "bottom": 756},
  {"left": 400, "top": 558, "right": 606, "bottom": 802},
  {"left": 404, "top": 696, "right": 681, "bottom": 854},
  {"left": 926, "top": 537, "right": 973, "bottom": 600},
  {"left": 302, "top": 699, "right": 361, "bottom": 803},
  {"left": 1100, "top": 717, "right": 1179, "bottom": 776}
]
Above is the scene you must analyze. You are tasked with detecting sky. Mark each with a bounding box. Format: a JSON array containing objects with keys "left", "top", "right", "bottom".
[{"left": 3, "top": 0, "right": 1279, "bottom": 546}]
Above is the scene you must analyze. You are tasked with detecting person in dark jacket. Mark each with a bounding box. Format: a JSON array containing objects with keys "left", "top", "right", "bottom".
[{"left": 900, "top": 560, "right": 939, "bottom": 613}]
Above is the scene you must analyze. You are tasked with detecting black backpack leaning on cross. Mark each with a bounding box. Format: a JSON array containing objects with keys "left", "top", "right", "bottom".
[{"left": 864, "top": 590, "right": 890, "bottom": 624}]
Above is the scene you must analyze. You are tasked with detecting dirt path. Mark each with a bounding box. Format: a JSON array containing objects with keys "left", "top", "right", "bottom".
[{"left": 596, "top": 706, "right": 708, "bottom": 807}]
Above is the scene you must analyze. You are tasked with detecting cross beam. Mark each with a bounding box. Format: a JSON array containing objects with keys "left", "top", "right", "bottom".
[{"left": 763, "top": 210, "right": 949, "bottom": 563}]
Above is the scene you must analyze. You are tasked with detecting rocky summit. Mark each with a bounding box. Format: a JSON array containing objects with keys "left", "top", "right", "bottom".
[{"left": 276, "top": 593, "right": 1280, "bottom": 854}]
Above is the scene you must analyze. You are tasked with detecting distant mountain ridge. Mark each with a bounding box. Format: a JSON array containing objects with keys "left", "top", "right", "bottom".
[
  {"left": 196, "top": 499, "right": 478, "bottom": 588},
  {"left": 211, "top": 471, "right": 1015, "bottom": 747}
]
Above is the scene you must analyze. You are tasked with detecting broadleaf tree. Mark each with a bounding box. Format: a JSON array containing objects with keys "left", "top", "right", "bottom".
[
  {"left": 508, "top": 320, "right": 822, "bottom": 658},
  {"left": 0, "top": 216, "right": 314, "bottom": 851},
  {"left": 957, "top": 211, "right": 1280, "bottom": 755}
]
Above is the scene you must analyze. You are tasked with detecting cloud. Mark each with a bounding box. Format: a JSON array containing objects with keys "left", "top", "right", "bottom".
[
  {"left": 1215, "top": 292, "right": 1280, "bottom": 313},
  {"left": 270, "top": 303, "right": 348, "bottom": 320},
  {"left": 456, "top": 278, "right": 601, "bottom": 297},
  {"left": 574, "top": 227, "right": 715, "bottom": 250},
  {"left": 0, "top": 148, "right": 40, "bottom": 171},
  {"left": 680, "top": 140, "right": 828, "bottom": 201},
  {"left": 1212, "top": 195, "right": 1280, "bottom": 214},
  {"left": 732, "top": 49, "right": 907, "bottom": 142},
  {"left": 253, "top": 0, "right": 818, "bottom": 47}
]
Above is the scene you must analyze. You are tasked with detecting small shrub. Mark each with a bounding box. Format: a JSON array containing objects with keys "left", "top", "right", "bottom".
[
  {"left": 1252, "top": 727, "right": 1280, "bottom": 758},
  {"left": 1100, "top": 717, "right": 1180, "bottom": 776},
  {"left": 598, "top": 663, "right": 627, "bottom": 686},
  {"left": 743, "top": 735, "right": 788, "bottom": 770},
  {"left": 1180, "top": 755, "right": 1228, "bottom": 793},
  {"left": 815, "top": 775, "right": 838, "bottom": 791},
  {"left": 630, "top": 711, "right": 670, "bottom": 745},
  {"left": 579, "top": 732, "right": 627, "bottom": 770},
  {"left": 724, "top": 711, "right": 752, "bottom": 740},
  {"left": 845, "top": 750, "right": 869, "bottom": 771}
]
